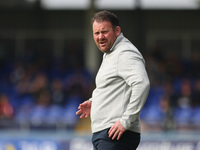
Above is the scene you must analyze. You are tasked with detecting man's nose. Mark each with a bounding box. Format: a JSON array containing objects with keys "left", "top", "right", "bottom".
[{"left": 99, "top": 33, "right": 105, "bottom": 39}]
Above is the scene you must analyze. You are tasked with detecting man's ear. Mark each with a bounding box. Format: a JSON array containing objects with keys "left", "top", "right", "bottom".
[{"left": 115, "top": 26, "right": 121, "bottom": 36}]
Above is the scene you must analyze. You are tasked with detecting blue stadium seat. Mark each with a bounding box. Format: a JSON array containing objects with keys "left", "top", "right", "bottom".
[
  {"left": 191, "top": 107, "right": 200, "bottom": 125},
  {"left": 140, "top": 105, "right": 164, "bottom": 125},
  {"left": 174, "top": 107, "right": 193, "bottom": 126},
  {"left": 45, "top": 105, "right": 63, "bottom": 125},
  {"left": 29, "top": 105, "right": 48, "bottom": 126},
  {"left": 60, "top": 96, "right": 81, "bottom": 128}
]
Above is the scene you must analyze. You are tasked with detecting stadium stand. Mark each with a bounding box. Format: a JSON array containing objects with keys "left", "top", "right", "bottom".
[{"left": 0, "top": 47, "right": 200, "bottom": 132}]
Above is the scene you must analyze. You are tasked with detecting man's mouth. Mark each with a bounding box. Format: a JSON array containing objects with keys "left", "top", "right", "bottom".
[{"left": 100, "top": 41, "right": 106, "bottom": 47}]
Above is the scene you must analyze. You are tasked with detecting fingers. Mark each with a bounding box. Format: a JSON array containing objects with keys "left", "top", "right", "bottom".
[
  {"left": 108, "top": 120, "right": 126, "bottom": 140},
  {"left": 80, "top": 113, "right": 89, "bottom": 118},
  {"left": 109, "top": 128, "right": 122, "bottom": 140},
  {"left": 76, "top": 101, "right": 91, "bottom": 118},
  {"left": 78, "top": 104, "right": 83, "bottom": 109},
  {"left": 108, "top": 127, "right": 119, "bottom": 140},
  {"left": 111, "top": 130, "right": 119, "bottom": 140},
  {"left": 76, "top": 109, "right": 82, "bottom": 115},
  {"left": 117, "top": 131, "right": 123, "bottom": 140},
  {"left": 80, "top": 113, "right": 85, "bottom": 118},
  {"left": 79, "top": 101, "right": 89, "bottom": 108},
  {"left": 76, "top": 108, "right": 89, "bottom": 118},
  {"left": 76, "top": 110, "right": 86, "bottom": 118},
  {"left": 76, "top": 103, "right": 84, "bottom": 115}
]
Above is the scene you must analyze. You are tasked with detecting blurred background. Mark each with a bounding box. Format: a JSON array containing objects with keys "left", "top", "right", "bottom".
[{"left": 0, "top": 0, "right": 200, "bottom": 149}]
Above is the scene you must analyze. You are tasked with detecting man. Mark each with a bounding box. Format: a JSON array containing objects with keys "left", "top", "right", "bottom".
[{"left": 76, "top": 10, "right": 150, "bottom": 150}]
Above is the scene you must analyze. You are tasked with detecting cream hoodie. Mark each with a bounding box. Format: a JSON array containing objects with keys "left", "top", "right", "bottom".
[{"left": 90, "top": 33, "right": 150, "bottom": 133}]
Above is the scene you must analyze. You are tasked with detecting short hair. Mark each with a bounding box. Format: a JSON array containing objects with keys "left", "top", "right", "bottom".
[{"left": 91, "top": 10, "right": 120, "bottom": 29}]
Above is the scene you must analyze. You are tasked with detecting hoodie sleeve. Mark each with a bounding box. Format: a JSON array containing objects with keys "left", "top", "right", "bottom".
[{"left": 117, "top": 48, "right": 150, "bottom": 130}]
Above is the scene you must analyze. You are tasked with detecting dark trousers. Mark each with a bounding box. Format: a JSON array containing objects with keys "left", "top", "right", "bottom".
[{"left": 92, "top": 128, "right": 140, "bottom": 150}]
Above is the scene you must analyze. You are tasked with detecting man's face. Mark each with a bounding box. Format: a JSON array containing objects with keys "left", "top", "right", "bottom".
[{"left": 93, "top": 20, "right": 121, "bottom": 53}]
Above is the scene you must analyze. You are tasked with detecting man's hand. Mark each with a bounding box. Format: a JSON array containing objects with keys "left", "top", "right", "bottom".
[
  {"left": 76, "top": 100, "right": 91, "bottom": 118},
  {"left": 108, "top": 120, "right": 126, "bottom": 140}
]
